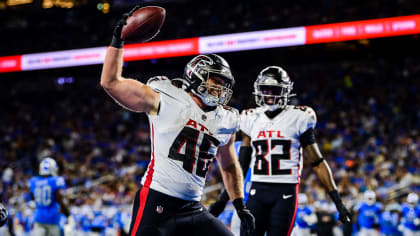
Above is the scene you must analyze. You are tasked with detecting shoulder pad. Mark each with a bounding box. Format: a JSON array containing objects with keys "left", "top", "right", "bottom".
[
  {"left": 293, "top": 105, "right": 312, "bottom": 114},
  {"left": 294, "top": 105, "right": 316, "bottom": 119}
]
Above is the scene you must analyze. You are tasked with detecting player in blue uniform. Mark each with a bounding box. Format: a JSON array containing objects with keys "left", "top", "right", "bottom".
[
  {"left": 379, "top": 203, "right": 401, "bottom": 236},
  {"left": 400, "top": 193, "right": 420, "bottom": 236},
  {"left": 355, "top": 190, "right": 382, "bottom": 236},
  {"left": 29, "top": 157, "right": 72, "bottom": 236},
  {"left": 114, "top": 205, "right": 132, "bottom": 236},
  {"left": 292, "top": 193, "right": 317, "bottom": 236}
]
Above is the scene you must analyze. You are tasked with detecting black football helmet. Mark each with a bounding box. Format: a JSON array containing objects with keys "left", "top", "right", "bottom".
[
  {"left": 183, "top": 54, "right": 234, "bottom": 106},
  {"left": 253, "top": 66, "right": 295, "bottom": 110}
]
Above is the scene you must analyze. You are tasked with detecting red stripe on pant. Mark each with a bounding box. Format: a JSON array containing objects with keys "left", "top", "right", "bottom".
[
  {"left": 287, "top": 184, "right": 299, "bottom": 236},
  {"left": 131, "top": 124, "right": 156, "bottom": 236}
]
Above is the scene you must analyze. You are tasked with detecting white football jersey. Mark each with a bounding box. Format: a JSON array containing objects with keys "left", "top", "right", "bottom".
[
  {"left": 141, "top": 76, "right": 239, "bottom": 201},
  {"left": 240, "top": 105, "right": 316, "bottom": 184}
]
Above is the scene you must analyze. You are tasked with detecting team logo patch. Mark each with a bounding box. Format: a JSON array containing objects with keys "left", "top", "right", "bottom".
[
  {"left": 156, "top": 205, "right": 164, "bottom": 214},
  {"left": 250, "top": 189, "right": 256, "bottom": 195}
]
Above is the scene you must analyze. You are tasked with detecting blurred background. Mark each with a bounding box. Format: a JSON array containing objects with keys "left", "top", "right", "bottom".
[{"left": 0, "top": 0, "right": 419, "bottom": 235}]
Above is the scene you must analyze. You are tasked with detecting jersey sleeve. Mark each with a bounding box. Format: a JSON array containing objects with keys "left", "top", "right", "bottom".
[
  {"left": 55, "top": 176, "right": 66, "bottom": 190},
  {"left": 239, "top": 109, "right": 256, "bottom": 137},
  {"left": 298, "top": 106, "right": 317, "bottom": 135},
  {"left": 146, "top": 76, "right": 188, "bottom": 117},
  {"left": 215, "top": 106, "right": 240, "bottom": 146}
]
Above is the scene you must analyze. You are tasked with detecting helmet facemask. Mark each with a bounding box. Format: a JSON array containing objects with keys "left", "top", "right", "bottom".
[
  {"left": 184, "top": 55, "right": 234, "bottom": 107},
  {"left": 253, "top": 66, "right": 295, "bottom": 111}
]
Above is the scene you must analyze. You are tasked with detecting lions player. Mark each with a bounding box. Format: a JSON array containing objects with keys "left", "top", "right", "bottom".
[
  {"left": 210, "top": 66, "right": 351, "bottom": 236},
  {"left": 29, "top": 157, "right": 72, "bottom": 236},
  {"left": 101, "top": 6, "right": 255, "bottom": 236},
  {"left": 401, "top": 193, "right": 420, "bottom": 236},
  {"left": 379, "top": 203, "right": 401, "bottom": 236},
  {"left": 354, "top": 190, "right": 382, "bottom": 236},
  {"left": 292, "top": 193, "right": 317, "bottom": 236}
]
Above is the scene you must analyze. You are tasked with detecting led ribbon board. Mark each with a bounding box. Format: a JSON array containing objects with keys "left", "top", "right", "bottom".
[{"left": 0, "top": 15, "right": 419, "bottom": 73}]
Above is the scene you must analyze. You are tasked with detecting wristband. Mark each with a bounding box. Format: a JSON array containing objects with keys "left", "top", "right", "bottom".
[
  {"left": 110, "top": 36, "right": 124, "bottom": 48},
  {"left": 328, "top": 190, "right": 344, "bottom": 207},
  {"left": 232, "top": 198, "right": 245, "bottom": 210},
  {"left": 311, "top": 158, "right": 325, "bottom": 167}
]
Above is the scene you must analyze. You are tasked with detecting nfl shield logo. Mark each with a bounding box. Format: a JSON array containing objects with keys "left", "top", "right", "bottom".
[
  {"left": 156, "top": 205, "right": 164, "bottom": 214},
  {"left": 202, "top": 115, "right": 207, "bottom": 121}
]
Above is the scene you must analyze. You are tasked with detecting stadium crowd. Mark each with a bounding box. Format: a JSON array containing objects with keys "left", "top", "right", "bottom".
[{"left": 0, "top": 48, "right": 419, "bottom": 235}]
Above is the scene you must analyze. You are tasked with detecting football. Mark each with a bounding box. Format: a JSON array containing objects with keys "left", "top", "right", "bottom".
[{"left": 121, "top": 6, "right": 166, "bottom": 43}]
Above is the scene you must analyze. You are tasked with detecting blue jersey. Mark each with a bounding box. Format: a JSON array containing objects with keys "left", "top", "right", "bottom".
[
  {"left": 295, "top": 206, "right": 315, "bottom": 228},
  {"left": 379, "top": 211, "right": 400, "bottom": 235},
  {"left": 29, "top": 176, "right": 66, "bottom": 224},
  {"left": 114, "top": 210, "right": 131, "bottom": 232},
  {"left": 356, "top": 203, "right": 382, "bottom": 229},
  {"left": 401, "top": 204, "right": 420, "bottom": 231},
  {"left": 91, "top": 211, "right": 107, "bottom": 232}
]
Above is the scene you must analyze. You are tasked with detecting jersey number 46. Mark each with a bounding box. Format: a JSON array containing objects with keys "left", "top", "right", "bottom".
[{"left": 168, "top": 127, "right": 220, "bottom": 178}]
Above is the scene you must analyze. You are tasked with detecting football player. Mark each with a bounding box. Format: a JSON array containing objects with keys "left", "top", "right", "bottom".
[
  {"left": 401, "top": 193, "right": 420, "bottom": 236},
  {"left": 29, "top": 157, "right": 73, "bottom": 236},
  {"left": 354, "top": 190, "right": 382, "bottom": 236},
  {"left": 101, "top": 6, "right": 255, "bottom": 236},
  {"left": 209, "top": 66, "right": 351, "bottom": 236},
  {"left": 379, "top": 203, "right": 401, "bottom": 236},
  {"left": 292, "top": 193, "right": 317, "bottom": 236}
]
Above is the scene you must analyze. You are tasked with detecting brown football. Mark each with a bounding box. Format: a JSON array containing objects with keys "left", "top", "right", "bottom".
[{"left": 121, "top": 6, "right": 166, "bottom": 43}]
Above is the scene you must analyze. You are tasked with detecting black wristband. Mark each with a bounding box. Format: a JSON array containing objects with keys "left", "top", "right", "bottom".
[
  {"left": 232, "top": 198, "right": 245, "bottom": 210},
  {"left": 328, "top": 190, "right": 344, "bottom": 207},
  {"left": 110, "top": 36, "right": 124, "bottom": 48},
  {"left": 311, "top": 158, "right": 325, "bottom": 167}
]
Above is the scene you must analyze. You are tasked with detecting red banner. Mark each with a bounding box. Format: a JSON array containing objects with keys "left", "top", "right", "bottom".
[
  {"left": 0, "top": 55, "right": 21, "bottom": 73},
  {"left": 306, "top": 15, "right": 420, "bottom": 44}
]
